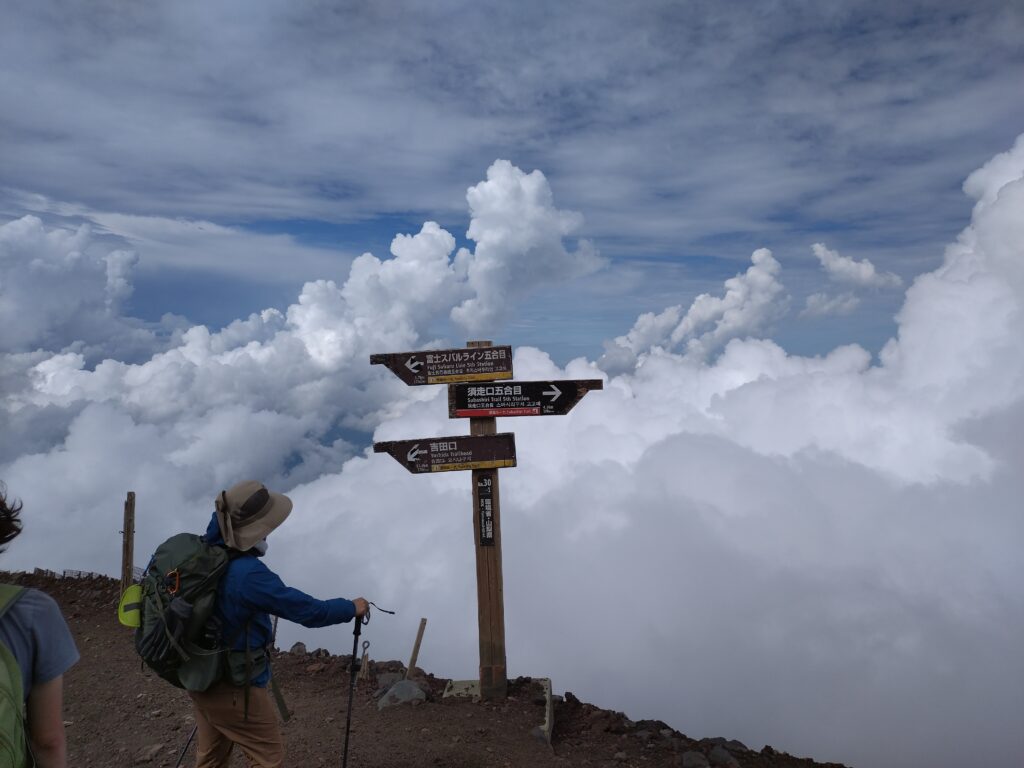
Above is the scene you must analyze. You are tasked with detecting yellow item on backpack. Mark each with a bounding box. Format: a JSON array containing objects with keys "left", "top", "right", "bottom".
[{"left": 118, "top": 584, "right": 142, "bottom": 628}]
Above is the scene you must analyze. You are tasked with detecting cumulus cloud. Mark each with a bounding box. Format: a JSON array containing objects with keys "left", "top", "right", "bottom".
[
  {"left": 3, "top": 138, "right": 1024, "bottom": 768},
  {"left": 0, "top": 215, "right": 156, "bottom": 359},
  {"left": 812, "top": 242, "right": 902, "bottom": 288},
  {"left": 0, "top": 159, "right": 600, "bottom": 464},
  {"left": 601, "top": 248, "right": 787, "bottom": 371},
  {"left": 451, "top": 160, "right": 606, "bottom": 334}
]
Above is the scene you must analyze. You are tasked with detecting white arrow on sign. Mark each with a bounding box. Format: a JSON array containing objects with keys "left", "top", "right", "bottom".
[
  {"left": 406, "top": 444, "right": 423, "bottom": 461},
  {"left": 543, "top": 383, "right": 562, "bottom": 402},
  {"left": 405, "top": 357, "right": 424, "bottom": 373}
]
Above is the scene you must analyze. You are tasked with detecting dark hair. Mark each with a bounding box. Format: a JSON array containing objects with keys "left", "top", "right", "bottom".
[{"left": 0, "top": 483, "right": 24, "bottom": 552}]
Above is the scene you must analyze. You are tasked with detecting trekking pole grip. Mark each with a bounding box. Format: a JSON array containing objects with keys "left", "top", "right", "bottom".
[{"left": 351, "top": 615, "right": 362, "bottom": 672}]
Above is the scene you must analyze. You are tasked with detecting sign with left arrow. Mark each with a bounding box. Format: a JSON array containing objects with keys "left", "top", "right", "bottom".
[
  {"left": 370, "top": 346, "right": 513, "bottom": 386},
  {"left": 448, "top": 379, "right": 603, "bottom": 418},
  {"left": 373, "top": 433, "right": 517, "bottom": 473}
]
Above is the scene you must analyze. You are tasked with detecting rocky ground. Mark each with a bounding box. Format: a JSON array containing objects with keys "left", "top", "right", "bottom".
[{"left": 4, "top": 571, "right": 851, "bottom": 767}]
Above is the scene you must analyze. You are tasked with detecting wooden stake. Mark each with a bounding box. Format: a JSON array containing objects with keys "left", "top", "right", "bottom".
[
  {"left": 405, "top": 617, "right": 428, "bottom": 679},
  {"left": 120, "top": 491, "right": 136, "bottom": 595},
  {"left": 358, "top": 644, "right": 370, "bottom": 681},
  {"left": 468, "top": 340, "right": 508, "bottom": 700}
]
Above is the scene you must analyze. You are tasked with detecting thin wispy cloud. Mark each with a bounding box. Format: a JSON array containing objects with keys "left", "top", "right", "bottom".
[
  {"left": 3, "top": 3, "right": 1021, "bottom": 260},
  {"left": 801, "top": 290, "right": 860, "bottom": 317}
]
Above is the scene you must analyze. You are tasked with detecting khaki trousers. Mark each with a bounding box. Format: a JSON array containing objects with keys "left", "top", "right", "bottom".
[{"left": 188, "top": 681, "right": 284, "bottom": 768}]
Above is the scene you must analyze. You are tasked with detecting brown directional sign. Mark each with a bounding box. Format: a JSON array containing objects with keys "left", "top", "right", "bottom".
[
  {"left": 373, "top": 433, "right": 517, "bottom": 473},
  {"left": 370, "top": 346, "right": 513, "bottom": 386},
  {"left": 448, "top": 379, "right": 603, "bottom": 418}
]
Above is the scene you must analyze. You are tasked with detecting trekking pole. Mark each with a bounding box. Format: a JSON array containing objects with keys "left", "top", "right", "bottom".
[
  {"left": 342, "top": 601, "right": 395, "bottom": 767},
  {"left": 342, "top": 613, "right": 363, "bottom": 768},
  {"left": 174, "top": 724, "right": 197, "bottom": 768}
]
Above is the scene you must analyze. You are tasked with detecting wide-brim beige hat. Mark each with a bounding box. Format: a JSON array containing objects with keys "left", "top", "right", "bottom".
[{"left": 215, "top": 480, "right": 292, "bottom": 551}]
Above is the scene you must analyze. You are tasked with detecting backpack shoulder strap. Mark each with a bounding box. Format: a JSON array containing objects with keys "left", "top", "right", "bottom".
[
  {"left": 0, "top": 584, "right": 28, "bottom": 767},
  {"left": 0, "top": 585, "right": 26, "bottom": 621}
]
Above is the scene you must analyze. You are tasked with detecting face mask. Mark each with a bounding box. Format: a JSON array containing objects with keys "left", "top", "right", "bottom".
[{"left": 252, "top": 538, "right": 269, "bottom": 556}]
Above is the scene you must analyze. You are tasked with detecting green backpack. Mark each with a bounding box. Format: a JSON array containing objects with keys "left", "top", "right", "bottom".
[
  {"left": 0, "top": 584, "right": 30, "bottom": 768},
  {"left": 134, "top": 533, "right": 235, "bottom": 691}
]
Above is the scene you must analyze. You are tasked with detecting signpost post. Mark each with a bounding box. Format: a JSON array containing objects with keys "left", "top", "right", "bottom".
[
  {"left": 370, "top": 340, "right": 602, "bottom": 700},
  {"left": 466, "top": 340, "right": 508, "bottom": 699}
]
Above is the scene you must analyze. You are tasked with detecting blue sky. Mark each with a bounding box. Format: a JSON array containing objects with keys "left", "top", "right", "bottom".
[
  {"left": 3, "top": 3, "right": 1024, "bottom": 767},
  {"left": 3, "top": 1, "right": 1022, "bottom": 362}
]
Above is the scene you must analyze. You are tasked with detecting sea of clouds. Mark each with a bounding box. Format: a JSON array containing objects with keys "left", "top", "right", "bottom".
[{"left": 2, "top": 139, "right": 1023, "bottom": 767}]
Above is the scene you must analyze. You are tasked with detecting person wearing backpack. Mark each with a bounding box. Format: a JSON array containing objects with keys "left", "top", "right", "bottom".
[
  {"left": 0, "top": 484, "right": 80, "bottom": 768},
  {"left": 186, "top": 480, "right": 368, "bottom": 768}
]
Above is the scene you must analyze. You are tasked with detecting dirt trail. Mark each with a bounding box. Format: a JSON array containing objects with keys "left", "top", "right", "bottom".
[{"left": 5, "top": 571, "right": 849, "bottom": 768}]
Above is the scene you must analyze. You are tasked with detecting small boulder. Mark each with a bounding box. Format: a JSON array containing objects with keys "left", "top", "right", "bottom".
[
  {"left": 375, "top": 672, "right": 405, "bottom": 695},
  {"left": 289, "top": 642, "right": 307, "bottom": 654},
  {"left": 133, "top": 743, "right": 164, "bottom": 764},
  {"left": 709, "top": 745, "right": 740, "bottom": 767},
  {"left": 377, "top": 680, "right": 427, "bottom": 710},
  {"left": 606, "top": 714, "right": 634, "bottom": 734}
]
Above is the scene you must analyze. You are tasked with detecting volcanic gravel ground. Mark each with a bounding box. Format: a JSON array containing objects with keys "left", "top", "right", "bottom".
[{"left": 4, "top": 572, "right": 850, "bottom": 768}]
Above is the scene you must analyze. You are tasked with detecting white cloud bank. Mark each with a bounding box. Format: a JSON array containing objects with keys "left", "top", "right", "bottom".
[
  {"left": 0, "top": 216, "right": 151, "bottom": 356},
  {"left": 601, "top": 248, "right": 787, "bottom": 372},
  {"left": 3, "top": 141, "right": 1024, "bottom": 768}
]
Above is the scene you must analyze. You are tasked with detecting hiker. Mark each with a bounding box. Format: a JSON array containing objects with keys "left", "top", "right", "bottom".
[
  {"left": 188, "top": 480, "right": 368, "bottom": 768},
  {"left": 0, "top": 484, "right": 80, "bottom": 768}
]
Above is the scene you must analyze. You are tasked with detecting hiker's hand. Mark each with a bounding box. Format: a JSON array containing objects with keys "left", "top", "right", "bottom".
[{"left": 353, "top": 598, "right": 369, "bottom": 618}]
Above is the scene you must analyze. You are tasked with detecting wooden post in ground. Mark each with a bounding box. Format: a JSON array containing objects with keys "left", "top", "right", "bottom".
[
  {"left": 405, "top": 618, "right": 428, "bottom": 679},
  {"left": 120, "top": 491, "right": 136, "bottom": 595},
  {"left": 467, "top": 340, "right": 508, "bottom": 700}
]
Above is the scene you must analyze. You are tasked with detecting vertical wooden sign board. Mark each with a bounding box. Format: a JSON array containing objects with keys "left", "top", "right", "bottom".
[{"left": 467, "top": 340, "right": 508, "bottom": 700}]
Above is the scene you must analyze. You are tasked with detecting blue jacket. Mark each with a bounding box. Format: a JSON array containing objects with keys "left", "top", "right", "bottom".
[{"left": 204, "top": 513, "right": 357, "bottom": 686}]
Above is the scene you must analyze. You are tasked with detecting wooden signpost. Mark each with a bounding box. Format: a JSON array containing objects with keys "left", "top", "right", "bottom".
[
  {"left": 371, "top": 340, "right": 601, "bottom": 699},
  {"left": 120, "top": 491, "right": 136, "bottom": 595}
]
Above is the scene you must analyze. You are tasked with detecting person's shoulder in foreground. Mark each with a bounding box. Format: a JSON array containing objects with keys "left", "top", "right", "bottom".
[
  {"left": 0, "top": 481, "right": 79, "bottom": 768},
  {"left": 0, "top": 587, "right": 80, "bottom": 695}
]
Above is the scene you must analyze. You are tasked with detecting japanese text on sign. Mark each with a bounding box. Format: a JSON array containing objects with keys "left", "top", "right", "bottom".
[
  {"left": 370, "top": 345, "right": 513, "bottom": 386},
  {"left": 426, "top": 348, "right": 507, "bottom": 364},
  {"left": 466, "top": 385, "right": 522, "bottom": 396},
  {"left": 477, "top": 472, "right": 495, "bottom": 546}
]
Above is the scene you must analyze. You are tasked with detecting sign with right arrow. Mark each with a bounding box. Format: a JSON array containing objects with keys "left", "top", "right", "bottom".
[{"left": 448, "top": 379, "right": 604, "bottom": 418}]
